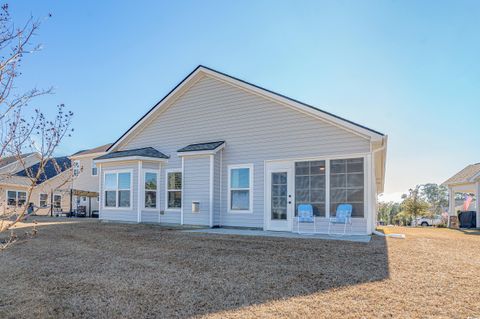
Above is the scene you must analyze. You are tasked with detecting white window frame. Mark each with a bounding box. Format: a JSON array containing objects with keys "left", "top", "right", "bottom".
[
  {"left": 228, "top": 163, "right": 254, "bottom": 214},
  {"left": 6, "top": 190, "right": 27, "bottom": 207},
  {"left": 73, "top": 160, "right": 81, "bottom": 176},
  {"left": 91, "top": 160, "right": 98, "bottom": 176},
  {"left": 53, "top": 194, "right": 62, "bottom": 209},
  {"left": 39, "top": 193, "right": 48, "bottom": 208},
  {"left": 103, "top": 169, "right": 133, "bottom": 210},
  {"left": 143, "top": 169, "right": 159, "bottom": 210},
  {"left": 281, "top": 153, "right": 368, "bottom": 219},
  {"left": 165, "top": 168, "right": 182, "bottom": 212}
]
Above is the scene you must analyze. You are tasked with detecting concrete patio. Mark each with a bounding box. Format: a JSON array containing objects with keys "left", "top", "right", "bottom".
[{"left": 182, "top": 228, "right": 371, "bottom": 243}]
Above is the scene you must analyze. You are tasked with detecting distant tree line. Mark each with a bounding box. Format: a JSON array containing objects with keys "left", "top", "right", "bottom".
[{"left": 378, "top": 183, "right": 449, "bottom": 226}]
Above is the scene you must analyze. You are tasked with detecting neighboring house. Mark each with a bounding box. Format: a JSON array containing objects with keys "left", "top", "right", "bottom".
[
  {"left": 0, "top": 152, "right": 40, "bottom": 176},
  {"left": 94, "top": 66, "right": 388, "bottom": 234},
  {"left": 443, "top": 163, "right": 480, "bottom": 228},
  {"left": 69, "top": 143, "right": 111, "bottom": 215},
  {"left": 0, "top": 155, "right": 72, "bottom": 215}
]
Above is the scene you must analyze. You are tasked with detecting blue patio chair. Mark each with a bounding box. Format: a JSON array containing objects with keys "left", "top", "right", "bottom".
[
  {"left": 328, "top": 204, "right": 353, "bottom": 236},
  {"left": 296, "top": 204, "right": 316, "bottom": 234}
]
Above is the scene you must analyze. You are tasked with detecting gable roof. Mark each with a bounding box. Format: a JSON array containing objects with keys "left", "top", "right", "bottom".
[
  {"left": 443, "top": 163, "right": 480, "bottom": 186},
  {"left": 71, "top": 143, "right": 113, "bottom": 157},
  {"left": 0, "top": 152, "right": 36, "bottom": 169},
  {"left": 177, "top": 141, "right": 225, "bottom": 153},
  {"left": 16, "top": 157, "right": 71, "bottom": 185},
  {"left": 94, "top": 147, "right": 169, "bottom": 161},
  {"left": 107, "top": 65, "right": 385, "bottom": 152}
]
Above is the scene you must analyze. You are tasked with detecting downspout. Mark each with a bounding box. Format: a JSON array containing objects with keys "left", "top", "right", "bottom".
[
  {"left": 219, "top": 149, "right": 223, "bottom": 227},
  {"left": 371, "top": 136, "right": 388, "bottom": 234},
  {"left": 137, "top": 161, "right": 142, "bottom": 223},
  {"left": 209, "top": 155, "right": 214, "bottom": 227}
]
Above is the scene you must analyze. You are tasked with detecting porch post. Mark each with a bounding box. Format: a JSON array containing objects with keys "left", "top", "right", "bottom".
[
  {"left": 365, "top": 154, "right": 373, "bottom": 235},
  {"left": 448, "top": 187, "right": 455, "bottom": 216},
  {"left": 69, "top": 188, "right": 73, "bottom": 213},
  {"left": 448, "top": 187, "right": 458, "bottom": 228}
]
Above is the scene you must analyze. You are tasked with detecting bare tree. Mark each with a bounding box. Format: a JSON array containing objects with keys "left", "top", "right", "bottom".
[{"left": 0, "top": 4, "right": 73, "bottom": 249}]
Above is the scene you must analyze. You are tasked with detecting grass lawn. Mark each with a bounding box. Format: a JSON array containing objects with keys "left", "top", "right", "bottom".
[{"left": 1, "top": 219, "right": 479, "bottom": 318}]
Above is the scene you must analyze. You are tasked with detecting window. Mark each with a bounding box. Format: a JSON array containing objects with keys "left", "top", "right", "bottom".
[
  {"left": 104, "top": 171, "right": 132, "bottom": 208},
  {"left": 330, "top": 158, "right": 364, "bottom": 217},
  {"left": 295, "top": 161, "right": 326, "bottom": 217},
  {"left": 91, "top": 160, "right": 98, "bottom": 176},
  {"left": 7, "top": 190, "right": 27, "bottom": 206},
  {"left": 166, "top": 170, "right": 182, "bottom": 210},
  {"left": 53, "top": 194, "right": 62, "bottom": 209},
  {"left": 144, "top": 171, "right": 158, "bottom": 209},
  {"left": 73, "top": 160, "right": 81, "bottom": 176},
  {"left": 228, "top": 164, "right": 253, "bottom": 212},
  {"left": 39, "top": 193, "right": 48, "bottom": 208}
]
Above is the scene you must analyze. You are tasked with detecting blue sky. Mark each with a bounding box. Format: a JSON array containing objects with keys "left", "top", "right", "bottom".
[{"left": 10, "top": 1, "right": 480, "bottom": 199}]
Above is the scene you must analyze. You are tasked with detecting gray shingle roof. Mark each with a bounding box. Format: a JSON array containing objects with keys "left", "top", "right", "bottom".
[
  {"left": 0, "top": 152, "right": 35, "bottom": 168},
  {"left": 443, "top": 163, "right": 480, "bottom": 186},
  {"left": 72, "top": 143, "right": 113, "bottom": 157},
  {"left": 16, "top": 157, "right": 71, "bottom": 185},
  {"left": 177, "top": 141, "right": 225, "bottom": 153},
  {"left": 94, "top": 147, "right": 169, "bottom": 161}
]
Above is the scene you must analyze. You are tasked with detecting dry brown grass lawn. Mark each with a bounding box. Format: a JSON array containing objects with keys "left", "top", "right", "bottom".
[{"left": 1, "top": 219, "right": 479, "bottom": 318}]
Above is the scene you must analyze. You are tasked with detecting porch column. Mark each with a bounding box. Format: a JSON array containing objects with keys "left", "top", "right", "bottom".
[
  {"left": 476, "top": 182, "right": 480, "bottom": 229},
  {"left": 448, "top": 187, "right": 455, "bottom": 216},
  {"left": 448, "top": 187, "right": 458, "bottom": 228}
]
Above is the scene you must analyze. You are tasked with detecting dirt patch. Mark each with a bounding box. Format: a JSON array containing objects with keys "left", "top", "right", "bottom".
[{"left": 0, "top": 220, "right": 478, "bottom": 318}]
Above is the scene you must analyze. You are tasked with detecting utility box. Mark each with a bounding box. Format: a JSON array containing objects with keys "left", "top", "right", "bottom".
[{"left": 192, "top": 201, "right": 200, "bottom": 213}]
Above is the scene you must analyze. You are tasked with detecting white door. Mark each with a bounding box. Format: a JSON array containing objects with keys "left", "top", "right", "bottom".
[{"left": 265, "top": 162, "right": 294, "bottom": 231}]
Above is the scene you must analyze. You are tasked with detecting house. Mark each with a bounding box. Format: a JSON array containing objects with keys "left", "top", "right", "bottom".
[
  {"left": 0, "top": 155, "right": 72, "bottom": 215},
  {"left": 69, "top": 143, "right": 111, "bottom": 216},
  {"left": 94, "top": 66, "right": 387, "bottom": 234},
  {"left": 443, "top": 163, "right": 480, "bottom": 228}
]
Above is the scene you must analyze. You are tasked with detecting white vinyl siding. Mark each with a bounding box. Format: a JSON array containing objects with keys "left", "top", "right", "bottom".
[
  {"left": 113, "top": 75, "right": 371, "bottom": 228},
  {"left": 183, "top": 156, "right": 210, "bottom": 226}
]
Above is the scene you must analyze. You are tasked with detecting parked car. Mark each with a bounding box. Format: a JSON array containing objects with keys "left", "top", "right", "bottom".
[{"left": 413, "top": 215, "right": 443, "bottom": 227}]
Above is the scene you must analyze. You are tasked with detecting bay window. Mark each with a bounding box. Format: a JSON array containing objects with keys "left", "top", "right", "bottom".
[
  {"left": 104, "top": 171, "right": 132, "bottom": 208},
  {"left": 228, "top": 164, "right": 253, "bottom": 212},
  {"left": 144, "top": 171, "right": 158, "bottom": 209},
  {"left": 166, "top": 170, "right": 182, "bottom": 210}
]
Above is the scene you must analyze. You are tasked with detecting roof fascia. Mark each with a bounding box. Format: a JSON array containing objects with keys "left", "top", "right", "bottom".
[
  {"left": 94, "top": 156, "right": 168, "bottom": 164},
  {"left": 177, "top": 143, "right": 225, "bottom": 157}
]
